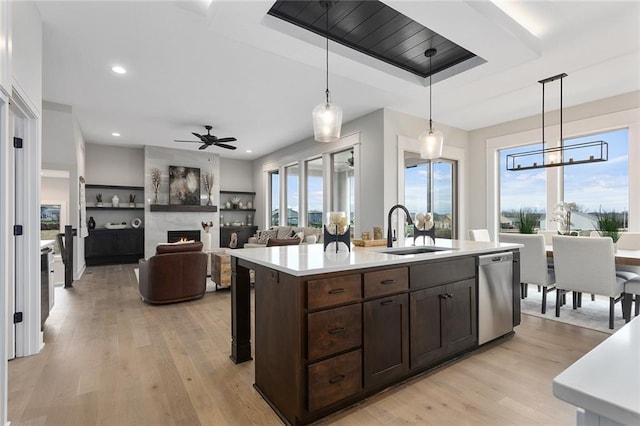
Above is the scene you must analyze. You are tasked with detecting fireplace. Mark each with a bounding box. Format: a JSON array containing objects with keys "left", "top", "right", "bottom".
[{"left": 167, "top": 230, "right": 201, "bottom": 243}]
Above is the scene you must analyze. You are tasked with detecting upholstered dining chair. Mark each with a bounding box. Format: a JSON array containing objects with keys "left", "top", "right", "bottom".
[
  {"left": 616, "top": 232, "right": 640, "bottom": 250},
  {"left": 623, "top": 277, "right": 640, "bottom": 322},
  {"left": 499, "top": 234, "right": 556, "bottom": 313},
  {"left": 469, "top": 229, "right": 491, "bottom": 242},
  {"left": 537, "top": 230, "right": 558, "bottom": 245},
  {"left": 552, "top": 236, "right": 630, "bottom": 329}
]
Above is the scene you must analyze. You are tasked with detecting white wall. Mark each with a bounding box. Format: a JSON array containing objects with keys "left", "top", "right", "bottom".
[
  {"left": 10, "top": 1, "right": 41, "bottom": 115},
  {"left": 219, "top": 158, "right": 253, "bottom": 191},
  {"left": 85, "top": 143, "right": 144, "bottom": 185},
  {"left": 468, "top": 91, "right": 640, "bottom": 234}
]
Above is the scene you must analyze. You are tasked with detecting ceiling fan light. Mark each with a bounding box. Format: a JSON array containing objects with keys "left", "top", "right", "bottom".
[
  {"left": 419, "top": 128, "right": 443, "bottom": 159},
  {"left": 312, "top": 101, "right": 342, "bottom": 143}
]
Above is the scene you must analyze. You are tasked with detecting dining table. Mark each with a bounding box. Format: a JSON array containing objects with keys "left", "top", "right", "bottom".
[{"left": 545, "top": 244, "right": 640, "bottom": 266}]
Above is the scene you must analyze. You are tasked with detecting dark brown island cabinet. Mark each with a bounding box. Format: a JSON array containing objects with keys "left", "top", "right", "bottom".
[{"left": 235, "top": 250, "right": 520, "bottom": 425}]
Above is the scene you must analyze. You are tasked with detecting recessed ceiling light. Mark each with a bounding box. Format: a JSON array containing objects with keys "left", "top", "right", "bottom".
[
  {"left": 246, "top": 150, "right": 252, "bottom": 153},
  {"left": 112, "top": 132, "right": 121, "bottom": 137},
  {"left": 111, "top": 65, "right": 126, "bottom": 74}
]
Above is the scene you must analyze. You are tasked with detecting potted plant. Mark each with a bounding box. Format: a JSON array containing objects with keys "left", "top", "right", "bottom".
[
  {"left": 129, "top": 194, "right": 136, "bottom": 207},
  {"left": 551, "top": 201, "right": 578, "bottom": 235},
  {"left": 517, "top": 208, "right": 537, "bottom": 234},
  {"left": 230, "top": 196, "right": 241, "bottom": 209},
  {"left": 595, "top": 211, "right": 623, "bottom": 243},
  {"left": 96, "top": 193, "right": 103, "bottom": 207}
]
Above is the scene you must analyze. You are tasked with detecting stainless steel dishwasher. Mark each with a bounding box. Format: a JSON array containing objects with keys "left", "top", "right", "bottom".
[{"left": 478, "top": 252, "right": 513, "bottom": 344}]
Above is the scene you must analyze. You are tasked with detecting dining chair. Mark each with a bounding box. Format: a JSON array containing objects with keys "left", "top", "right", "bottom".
[
  {"left": 469, "top": 229, "right": 491, "bottom": 242},
  {"left": 537, "top": 230, "right": 558, "bottom": 245},
  {"left": 622, "top": 277, "right": 640, "bottom": 322},
  {"left": 552, "top": 235, "right": 629, "bottom": 329},
  {"left": 616, "top": 232, "right": 640, "bottom": 250},
  {"left": 499, "top": 234, "right": 556, "bottom": 313}
]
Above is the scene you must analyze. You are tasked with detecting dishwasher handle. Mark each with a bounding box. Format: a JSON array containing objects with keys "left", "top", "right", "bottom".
[{"left": 478, "top": 252, "right": 513, "bottom": 266}]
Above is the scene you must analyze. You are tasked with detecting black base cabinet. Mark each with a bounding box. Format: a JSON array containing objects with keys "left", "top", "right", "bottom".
[
  {"left": 220, "top": 226, "right": 257, "bottom": 248},
  {"left": 85, "top": 228, "right": 144, "bottom": 266}
]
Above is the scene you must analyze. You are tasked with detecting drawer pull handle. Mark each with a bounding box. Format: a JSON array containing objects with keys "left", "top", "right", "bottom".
[
  {"left": 381, "top": 279, "right": 396, "bottom": 285},
  {"left": 328, "top": 288, "right": 346, "bottom": 294},
  {"left": 381, "top": 300, "right": 395, "bottom": 306},
  {"left": 328, "top": 327, "right": 346, "bottom": 335},
  {"left": 329, "top": 374, "right": 346, "bottom": 384}
]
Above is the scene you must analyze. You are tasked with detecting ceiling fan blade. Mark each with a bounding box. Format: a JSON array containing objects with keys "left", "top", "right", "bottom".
[
  {"left": 216, "top": 137, "right": 237, "bottom": 143},
  {"left": 174, "top": 139, "right": 201, "bottom": 143},
  {"left": 192, "top": 132, "right": 203, "bottom": 139},
  {"left": 214, "top": 143, "right": 237, "bottom": 150},
  {"left": 198, "top": 144, "right": 209, "bottom": 150}
]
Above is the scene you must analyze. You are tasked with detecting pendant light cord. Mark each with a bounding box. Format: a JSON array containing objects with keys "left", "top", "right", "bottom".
[
  {"left": 325, "top": 4, "right": 330, "bottom": 104},
  {"left": 429, "top": 53, "right": 433, "bottom": 131}
]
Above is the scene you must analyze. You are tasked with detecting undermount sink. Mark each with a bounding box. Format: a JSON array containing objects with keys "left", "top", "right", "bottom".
[{"left": 380, "top": 246, "right": 451, "bottom": 255}]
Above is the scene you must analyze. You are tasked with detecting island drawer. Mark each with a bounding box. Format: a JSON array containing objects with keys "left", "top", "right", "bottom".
[
  {"left": 410, "top": 257, "right": 476, "bottom": 290},
  {"left": 308, "top": 349, "right": 362, "bottom": 412},
  {"left": 308, "top": 304, "right": 362, "bottom": 361},
  {"left": 364, "top": 267, "right": 408, "bottom": 298},
  {"left": 307, "top": 274, "right": 362, "bottom": 310}
]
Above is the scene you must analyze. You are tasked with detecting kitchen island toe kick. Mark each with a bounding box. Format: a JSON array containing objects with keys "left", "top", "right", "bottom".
[{"left": 229, "top": 241, "right": 521, "bottom": 425}]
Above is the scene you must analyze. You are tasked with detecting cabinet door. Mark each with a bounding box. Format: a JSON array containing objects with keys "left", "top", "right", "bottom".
[
  {"left": 445, "top": 279, "right": 477, "bottom": 355},
  {"left": 85, "top": 230, "right": 116, "bottom": 257},
  {"left": 115, "top": 230, "right": 143, "bottom": 255},
  {"left": 363, "top": 293, "right": 409, "bottom": 389},
  {"left": 409, "top": 286, "right": 446, "bottom": 369}
]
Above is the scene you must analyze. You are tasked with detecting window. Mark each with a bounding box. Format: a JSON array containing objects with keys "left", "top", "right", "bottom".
[
  {"left": 499, "top": 143, "right": 546, "bottom": 232},
  {"left": 285, "top": 164, "right": 299, "bottom": 226},
  {"left": 306, "top": 157, "right": 323, "bottom": 228},
  {"left": 269, "top": 170, "right": 279, "bottom": 226},
  {"left": 332, "top": 149, "right": 355, "bottom": 234},
  {"left": 497, "top": 129, "right": 629, "bottom": 234},
  {"left": 563, "top": 129, "right": 629, "bottom": 230},
  {"left": 404, "top": 152, "right": 458, "bottom": 239}
]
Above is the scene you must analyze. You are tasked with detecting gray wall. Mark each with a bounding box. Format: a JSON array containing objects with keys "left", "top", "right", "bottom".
[
  {"left": 220, "top": 158, "right": 253, "bottom": 191},
  {"left": 85, "top": 143, "right": 144, "bottom": 186}
]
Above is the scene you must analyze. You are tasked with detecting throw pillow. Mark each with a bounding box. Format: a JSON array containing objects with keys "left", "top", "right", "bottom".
[
  {"left": 258, "top": 229, "right": 278, "bottom": 244},
  {"left": 305, "top": 234, "right": 318, "bottom": 244},
  {"left": 294, "top": 230, "right": 305, "bottom": 243}
]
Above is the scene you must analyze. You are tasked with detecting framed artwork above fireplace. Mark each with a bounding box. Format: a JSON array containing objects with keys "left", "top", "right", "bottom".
[{"left": 169, "top": 165, "right": 200, "bottom": 205}]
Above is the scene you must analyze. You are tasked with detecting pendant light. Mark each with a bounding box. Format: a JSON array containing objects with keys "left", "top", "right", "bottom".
[
  {"left": 506, "top": 73, "right": 608, "bottom": 171},
  {"left": 312, "top": 1, "right": 342, "bottom": 143},
  {"left": 419, "top": 48, "right": 443, "bottom": 159}
]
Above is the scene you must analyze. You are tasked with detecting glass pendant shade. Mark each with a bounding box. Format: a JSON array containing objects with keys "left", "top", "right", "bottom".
[
  {"left": 312, "top": 101, "right": 342, "bottom": 143},
  {"left": 419, "top": 128, "right": 443, "bottom": 159}
]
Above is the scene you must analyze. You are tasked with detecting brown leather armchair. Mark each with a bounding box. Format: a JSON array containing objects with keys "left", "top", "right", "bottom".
[{"left": 138, "top": 241, "right": 207, "bottom": 304}]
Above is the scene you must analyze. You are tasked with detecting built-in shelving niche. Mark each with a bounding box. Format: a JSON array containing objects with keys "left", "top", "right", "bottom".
[{"left": 149, "top": 204, "right": 218, "bottom": 213}]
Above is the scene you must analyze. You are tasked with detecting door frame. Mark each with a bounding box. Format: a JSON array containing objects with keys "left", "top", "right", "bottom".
[{"left": 10, "top": 88, "right": 43, "bottom": 358}]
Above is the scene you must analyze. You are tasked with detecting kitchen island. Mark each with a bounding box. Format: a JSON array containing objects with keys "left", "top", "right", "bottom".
[{"left": 230, "top": 239, "right": 521, "bottom": 425}]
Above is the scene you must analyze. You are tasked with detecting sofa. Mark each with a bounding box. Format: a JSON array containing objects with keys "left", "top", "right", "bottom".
[
  {"left": 244, "top": 226, "right": 323, "bottom": 248},
  {"left": 138, "top": 241, "right": 207, "bottom": 304}
]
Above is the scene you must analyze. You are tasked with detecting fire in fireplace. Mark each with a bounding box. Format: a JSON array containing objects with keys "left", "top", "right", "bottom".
[{"left": 167, "top": 230, "right": 201, "bottom": 243}]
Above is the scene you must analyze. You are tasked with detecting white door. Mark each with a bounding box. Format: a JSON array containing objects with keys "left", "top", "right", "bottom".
[{"left": 6, "top": 107, "right": 18, "bottom": 360}]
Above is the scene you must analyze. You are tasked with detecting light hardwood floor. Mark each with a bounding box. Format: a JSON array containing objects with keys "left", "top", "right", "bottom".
[{"left": 9, "top": 264, "right": 607, "bottom": 425}]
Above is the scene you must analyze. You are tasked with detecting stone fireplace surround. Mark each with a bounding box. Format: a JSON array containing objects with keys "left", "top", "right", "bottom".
[{"left": 144, "top": 146, "right": 220, "bottom": 259}]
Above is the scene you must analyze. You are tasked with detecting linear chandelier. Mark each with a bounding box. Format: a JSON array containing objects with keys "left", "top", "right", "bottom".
[{"left": 506, "top": 73, "right": 608, "bottom": 171}]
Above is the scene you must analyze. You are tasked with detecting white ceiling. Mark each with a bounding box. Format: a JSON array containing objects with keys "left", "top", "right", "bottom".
[{"left": 36, "top": 1, "right": 640, "bottom": 160}]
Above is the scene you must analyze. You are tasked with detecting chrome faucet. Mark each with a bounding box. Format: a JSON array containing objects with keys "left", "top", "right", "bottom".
[{"left": 387, "top": 204, "right": 414, "bottom": 247}]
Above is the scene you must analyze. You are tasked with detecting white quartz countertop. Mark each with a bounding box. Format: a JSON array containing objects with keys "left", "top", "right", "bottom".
[
  {"left": 553, "top": 316, "right": 640, "bottom": 425},
  {"left": 228, "top": 239, "right": 520, "bottom": 277},
  {"left": 41, "top": 240, "right": 55, "bottom": 250}
]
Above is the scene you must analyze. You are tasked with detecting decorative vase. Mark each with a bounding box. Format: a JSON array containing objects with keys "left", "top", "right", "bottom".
[
  {"left": 206, "top": 193, "right": 212, "bottom": 206},
  {"left": 153, "top": 191, "right": 158, "bottom": 204},
  {"left": 247, "top": 214, "right": 252, "bottom": 226},
  {"left": 88, "top": 216, "right": 96, "bottom": 230},
  {"left": 247, "top": 201, "right": 253, "bottom": 209},
  {"left": 226, "top": 201, "right": 231, "bottom": 209},
  {"left": 129, "top": 202, "right": 135, "bottom": 208},
  {"left": 203, "top": 232, "right": 212, "bottom": 250},
  {"left": 112, "top": 195, "right": 119, "bottom": 208}
]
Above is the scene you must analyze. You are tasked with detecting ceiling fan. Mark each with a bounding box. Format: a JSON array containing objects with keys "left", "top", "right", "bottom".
[{"left": 174, "top": 125, "right": 237, "bottom": 150}]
